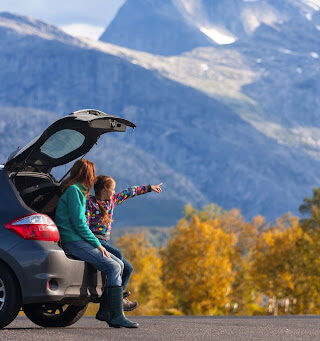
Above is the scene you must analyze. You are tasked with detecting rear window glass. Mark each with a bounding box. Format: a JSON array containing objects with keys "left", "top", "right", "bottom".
[{"left": 40, "top": 129, "right": 85, "bottom": 159}]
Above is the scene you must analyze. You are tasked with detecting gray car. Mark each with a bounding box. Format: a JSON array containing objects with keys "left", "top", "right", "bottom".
[{"left": 0, "top": 109, "right": 135, "bottom": 328}]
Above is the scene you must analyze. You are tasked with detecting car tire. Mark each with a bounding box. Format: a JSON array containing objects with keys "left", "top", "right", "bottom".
[
  {"left": 23, "top": 303, "right": 88, "bottom": 327},
  {"left": 0, "top": 264, "right": 22, "bottom": 329}
]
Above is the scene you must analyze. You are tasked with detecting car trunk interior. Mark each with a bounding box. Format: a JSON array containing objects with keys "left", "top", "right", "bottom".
[{"left": 9, "top": 171, "right": 60, "bottom": 220}]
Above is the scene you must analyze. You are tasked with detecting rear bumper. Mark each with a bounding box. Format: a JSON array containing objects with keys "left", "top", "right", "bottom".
[{"left": 3, "top": 241, "right": 104, "bottom": 304}]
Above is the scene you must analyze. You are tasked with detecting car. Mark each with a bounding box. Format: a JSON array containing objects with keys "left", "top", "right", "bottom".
[{"left": 0, "top": 109, "right": 136, "bottom": 328}]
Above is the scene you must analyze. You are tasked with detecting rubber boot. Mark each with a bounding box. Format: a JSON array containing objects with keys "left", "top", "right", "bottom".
[
  {"left": 107, "top": 286, "right": 139, "bottom": 328},
  {"left": 96, "top": 287, "right": 111, "bottom": 323}
]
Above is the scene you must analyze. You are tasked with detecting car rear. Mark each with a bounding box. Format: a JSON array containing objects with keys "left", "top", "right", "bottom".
[
  {"left": 0, "top": 167, "right": 103, "bottom": 306},
  {"left": 0, "top": 109, "right": 136, "bottom": 328}
]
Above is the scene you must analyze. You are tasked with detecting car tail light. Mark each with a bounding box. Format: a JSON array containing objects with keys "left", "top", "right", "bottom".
[{"left": 5, "top": 214, "right": 60, "bottom": 242}]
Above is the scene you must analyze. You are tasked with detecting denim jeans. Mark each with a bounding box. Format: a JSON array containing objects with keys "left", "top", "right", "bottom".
[
  {"left": 100, "top": 240, "right": 134, "bottom": 291},
  {"left": 61, "top": 240, "right": 124, "bottom": 287}
]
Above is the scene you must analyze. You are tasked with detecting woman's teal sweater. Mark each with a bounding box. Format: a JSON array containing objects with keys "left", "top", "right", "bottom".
[{"left": 55, "top": 183, "right": 101, "bottom": 248}]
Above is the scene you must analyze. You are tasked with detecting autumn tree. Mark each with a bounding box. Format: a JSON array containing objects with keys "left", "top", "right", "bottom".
[
  {"left": 115, "top": 233, "right": 173, "bottom": 315},
  {"left": 162, "top": 209, "right": 236, "bottom": 315},
  {"left": 250, "top": 213, "right": 320, "bottom": 314}
]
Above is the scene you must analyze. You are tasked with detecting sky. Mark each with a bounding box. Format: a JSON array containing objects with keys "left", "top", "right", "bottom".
[{"left": 0, "top": 0, "right": 125, "bottom": 40}]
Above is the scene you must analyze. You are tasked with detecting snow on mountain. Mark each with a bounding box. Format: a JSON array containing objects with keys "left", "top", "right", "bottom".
[
  {"left": 100, "top": 0, "right": 320, "bottom": 52},
  {"left": 97, "top": 1, "right": 320, "bottom": 158},
  {"left": 99, "top": 0, "right": 213, "bottom": 55}
]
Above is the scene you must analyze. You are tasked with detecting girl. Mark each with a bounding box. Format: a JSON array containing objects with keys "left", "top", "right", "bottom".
[
  {"left": 55, "top": 159, "right": 138, "bottom": 328},
  {"left": 86, "top": 175, "right": 163, "bottom": 310}
]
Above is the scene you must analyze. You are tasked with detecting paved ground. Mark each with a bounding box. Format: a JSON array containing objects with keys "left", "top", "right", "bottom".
[{"left": 2, "top": 316, "right": 320, "bottom": 340}]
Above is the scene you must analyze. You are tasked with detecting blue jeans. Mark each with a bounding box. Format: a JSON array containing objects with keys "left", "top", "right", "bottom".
[
  {"left": 61, "top": 240, "right": 124, "bottom": 287},
  {"left": 100, "top": 240, "right": 134, "bottom": 291}
]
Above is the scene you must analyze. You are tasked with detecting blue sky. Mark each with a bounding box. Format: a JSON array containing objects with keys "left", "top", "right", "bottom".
[{"left": 0, "top": 0, "right": 125, "bottom": 39}]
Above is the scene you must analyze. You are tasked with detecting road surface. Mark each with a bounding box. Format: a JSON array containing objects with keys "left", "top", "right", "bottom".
[{"left": 3, "top": 315, "right": 320, "bottom": 340}]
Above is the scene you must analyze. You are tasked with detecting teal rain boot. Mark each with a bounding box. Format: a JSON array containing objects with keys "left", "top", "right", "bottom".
[
  {"left": 107, "top": 286, "right": 139, "bottom": 328},
  {"left": 96, "top": 287, "right": 111, "bottom": 323}
]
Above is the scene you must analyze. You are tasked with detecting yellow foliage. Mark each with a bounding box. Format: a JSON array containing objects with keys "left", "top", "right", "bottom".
[
  {"left": 91, "top": 198, "right": 320, "bottom": 316},
  {"left": 162, "top": 213, "right": 236, "bottom": 315},
  {"left": 115, "top": 233, "right": 173, "bottom": 315},
  {"left": 250, "top": 213, "right": 320, "bottom": 314}
]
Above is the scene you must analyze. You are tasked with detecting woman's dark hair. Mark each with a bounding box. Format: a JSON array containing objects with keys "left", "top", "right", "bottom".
[
  {"left": 60, "top": 159, "right": 96, "bottom": 198},
  {"left": 94, "top": 175, "right": 115, "bottom": 225}
]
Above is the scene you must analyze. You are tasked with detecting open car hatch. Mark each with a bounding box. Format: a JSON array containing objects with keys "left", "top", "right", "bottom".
[{"left": 5, "top": 109, "right": 136, "bottom": 173}]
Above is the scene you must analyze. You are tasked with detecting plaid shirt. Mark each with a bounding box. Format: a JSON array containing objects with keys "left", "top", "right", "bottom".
[{"left": 86, "top": 185, "right": 151, "bottom": 236}]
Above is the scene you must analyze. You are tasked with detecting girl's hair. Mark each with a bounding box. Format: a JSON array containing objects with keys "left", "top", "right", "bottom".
[
  {"left": 94, "top": 175, "right": 115, "bottom": 225},
  {"left": 60, "top": 159, "right": 96, "bottom": 198}
]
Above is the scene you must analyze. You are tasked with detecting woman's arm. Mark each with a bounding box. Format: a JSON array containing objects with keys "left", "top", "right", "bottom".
[
  {"left": 67, "top": 186, "right": 101, "bottom": 248},
  {"left": 114, "top": 183, "right": 163, "bottom": 205}
]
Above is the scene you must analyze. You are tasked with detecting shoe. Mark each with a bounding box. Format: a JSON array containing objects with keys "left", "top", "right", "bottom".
[
  {"left": 96, "top": 287, "right": 111, "bottom": 323},
  {"left": 107, "top": 286, "right": 139, "bottom": 328},
  {"left": 123, "top": 297, "right": 138, "bottom": 311},
  {"left": 123, "top": 290, "right": 131, "bottom": 299}
]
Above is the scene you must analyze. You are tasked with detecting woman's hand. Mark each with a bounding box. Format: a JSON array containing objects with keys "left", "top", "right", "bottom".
[
  {"left": 151, "top": 183, "right": 163, "bottom": 193},
  {"left": 98, "top": 245, "right": 110, "bottom": 258}
]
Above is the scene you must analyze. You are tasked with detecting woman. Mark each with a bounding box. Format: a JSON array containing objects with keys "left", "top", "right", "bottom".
[
  {"left": 86, "top": 175, "right": 163, "bottom": 311},
  {"left": 55, "top": 159, "right": 138, "bottom": 328}
]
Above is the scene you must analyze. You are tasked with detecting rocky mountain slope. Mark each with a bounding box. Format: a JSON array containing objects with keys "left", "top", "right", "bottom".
[{"left": 100, "top": 1, "right": 320, "bottom": 160}]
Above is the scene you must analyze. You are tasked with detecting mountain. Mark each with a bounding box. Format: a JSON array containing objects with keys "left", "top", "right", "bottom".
[
  {"left": 100, "top": 0, "right": 320, "bottom": 52},
  {"left": 99, "top": 0, "right": 213, "bottom": 55},
  {"left": 238, "top": 15, "right": 320, "bottom": 127},
  {"left": 174, "top": 0, "right": 319, "bottom": 41},
  {"left": 100, "top": 1, "right": 320, "bottom": 159},
  {"left": 1, "top": 12, "right": 320, "bottom": 224}
]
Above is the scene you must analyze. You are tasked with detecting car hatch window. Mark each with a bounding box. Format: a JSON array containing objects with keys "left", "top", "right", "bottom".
[{"left": 40, "top": 129, "right": 85, "bottom": 159}]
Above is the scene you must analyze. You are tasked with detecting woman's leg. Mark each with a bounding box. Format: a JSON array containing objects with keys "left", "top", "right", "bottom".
[
  {"left": 62, "top": 240, "right": 122, "bottom": 287},
  {"left": 102, "top": 242, "right": 134, "bottom": 290},
  {"left": 62, "top": 240, "right": 138, "bottom": 328}
]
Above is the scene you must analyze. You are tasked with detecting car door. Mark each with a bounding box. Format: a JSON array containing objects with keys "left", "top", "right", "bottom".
[{"left": 4, "top": 109, "right": 136, "bottom": 173}]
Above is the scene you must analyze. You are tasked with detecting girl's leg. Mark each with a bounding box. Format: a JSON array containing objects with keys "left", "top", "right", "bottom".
[
  {"left": 102, "top": 242, "right": 134, "bottom": 290},
  {"left": 100, "top": 241, "right": 137, "bottom": 311},
  {"left": 101, "top": 242, "right": 122, "bottom": 259},
  {"left": 120, "top": 259, "right": 133, "bottom": 291}
]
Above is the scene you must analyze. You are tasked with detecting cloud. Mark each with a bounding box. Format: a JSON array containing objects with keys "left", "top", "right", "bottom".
[
  {"left": 61, "top": 23, "right": 105, "bottom": 40},
  {"left": 0, "top": 0, "right": 125, "bottom": 27}
]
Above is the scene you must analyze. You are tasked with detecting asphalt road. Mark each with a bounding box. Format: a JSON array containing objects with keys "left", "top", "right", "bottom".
[{"left": 2, "top": 316, "right": 320, "bottom": 340}]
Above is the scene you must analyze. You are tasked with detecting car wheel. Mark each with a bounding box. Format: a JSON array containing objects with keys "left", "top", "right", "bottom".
[
  {"left": 0, "top": 264, "right": 22, "bottom": 329},
  {"left": 23, "top": 303, "right": 88, "bottom": 327}
]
